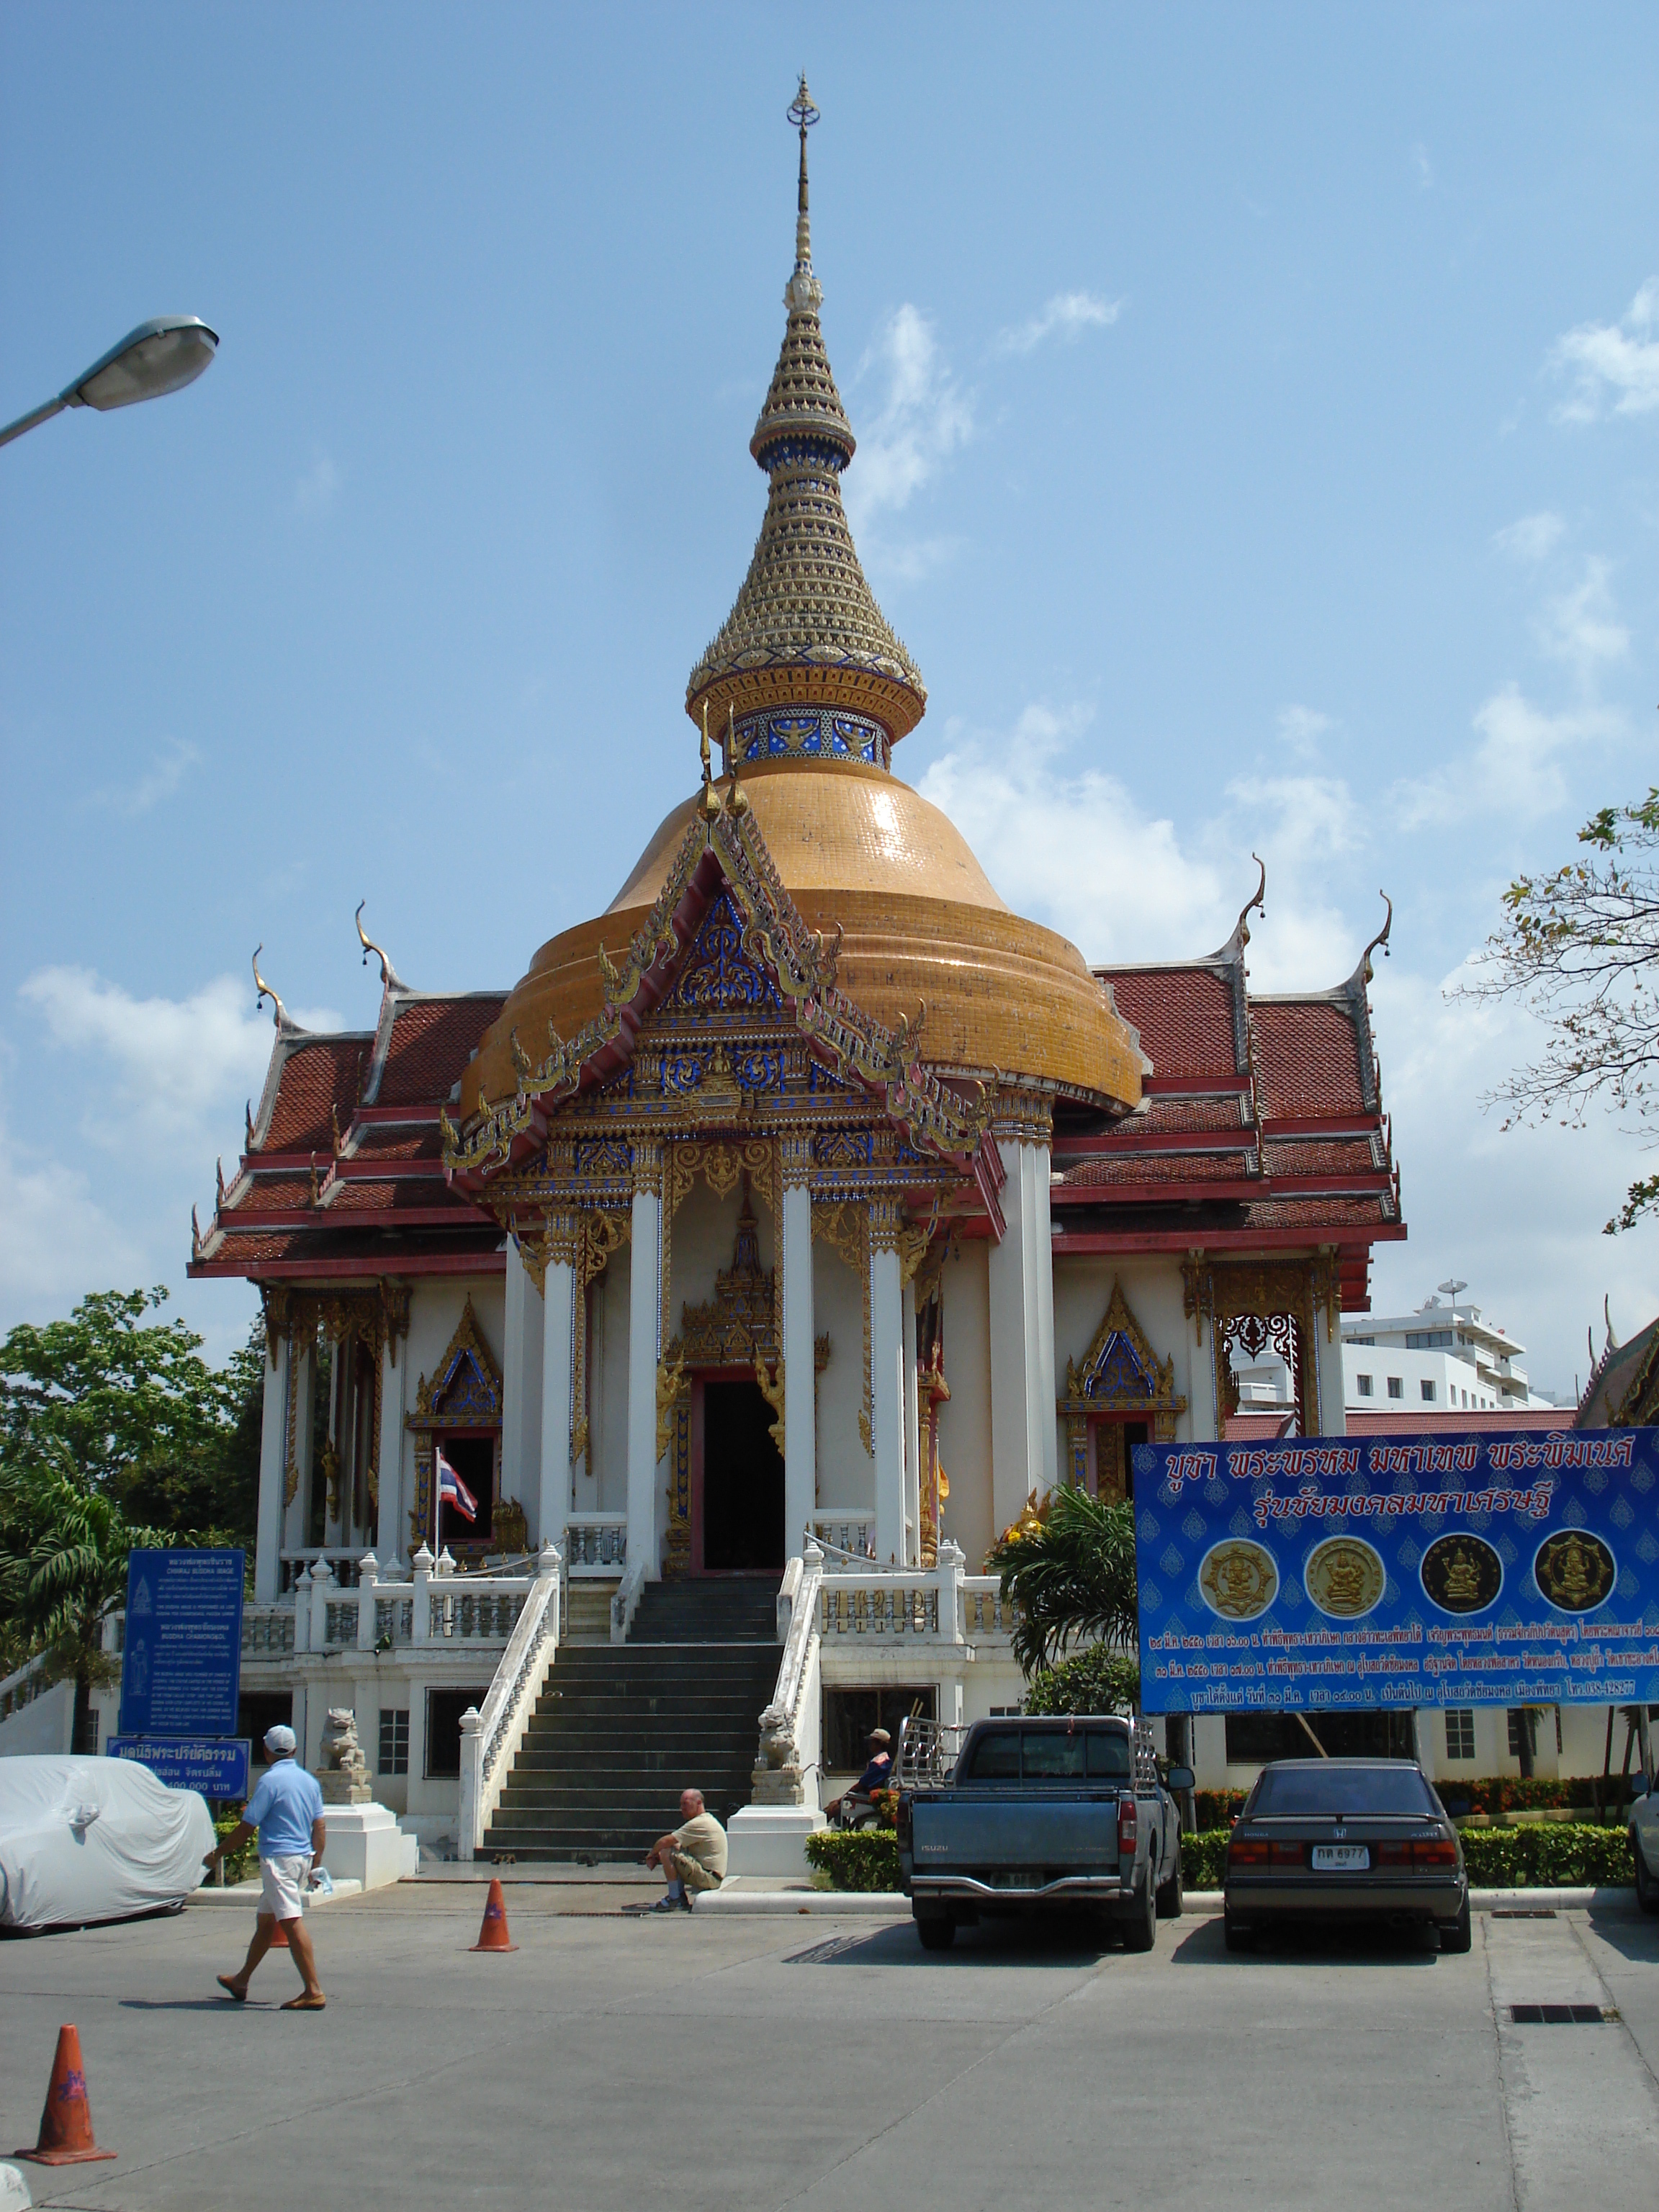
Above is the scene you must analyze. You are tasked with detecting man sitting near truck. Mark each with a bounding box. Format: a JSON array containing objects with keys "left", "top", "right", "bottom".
[
  {"left": 643, "top": 1788, "right": 727, "bottom": 1912},
  {"left": 827, "top": 1728, "right": 893, "bottom": 1827}
]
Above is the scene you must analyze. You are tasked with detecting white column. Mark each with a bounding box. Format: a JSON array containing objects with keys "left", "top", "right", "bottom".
[
  {"left": 374, "top": 1327, "right": 406, "bottom": 1563},
  {"left": 1187, "top": 1305, "right": 1220, "bottom": 1444},
  {"left": 541, "top": 1223, "right": 577, "bottom": 1551},
  {"left": 502, "top": 1233, "right": 546, "bottom": 1533},
  {"left": 871, "top": 1209, "right": 907, "bottom": 1566},
  {"left": 986, "top": 1134, "right": 1057, "bottom": 1530},
  {"left": 902, "top": 1276, "right": 920, "bottom": 1567},
  {"left": 254, "top": 1329, "right": 287, "bottom": 1602},
  {"left": 626, "top": 1148, "right": 664, "bottom": 1579},
  {"left": 1313, "top": 1258, "right": 1347, "bottom": 1436},
  {"left": 781, "top": 1154, "right": 815, "bottom": 1560}
]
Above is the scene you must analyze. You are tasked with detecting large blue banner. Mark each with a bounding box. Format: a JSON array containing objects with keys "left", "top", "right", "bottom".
[
  {"left": 1131, "top": 1431, "right": 1659, "bottom": 1714},
  {"left": 119, "top": 1548, "right": 245, "bottom": 1737}
]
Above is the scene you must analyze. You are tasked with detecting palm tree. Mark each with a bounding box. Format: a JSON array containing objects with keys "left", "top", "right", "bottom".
[
  {"left": 985, "top": 1483, "right": 1138, "bottom": 1678},
  {"left": 0, "top": 1440, "right": 166, "bottom": 1753}
]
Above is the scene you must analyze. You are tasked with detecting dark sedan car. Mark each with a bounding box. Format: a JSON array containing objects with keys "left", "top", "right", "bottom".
[{"left": 1223, "top": 1758, "right": 1469, "bottom": 1954}]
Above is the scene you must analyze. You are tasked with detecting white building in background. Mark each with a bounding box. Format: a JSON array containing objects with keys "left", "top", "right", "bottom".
[{"left": 1235, "top": 1290, "right": 1565, "bottom": 1417}]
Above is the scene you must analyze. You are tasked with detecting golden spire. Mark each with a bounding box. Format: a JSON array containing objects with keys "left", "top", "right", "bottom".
[{"left": 685, "top": 78, "right": 925, "bottom": 758}]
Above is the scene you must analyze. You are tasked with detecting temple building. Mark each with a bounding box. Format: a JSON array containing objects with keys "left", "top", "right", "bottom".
[{"left": 187, "top": 85, "right": 1406, "bottom": 1857}]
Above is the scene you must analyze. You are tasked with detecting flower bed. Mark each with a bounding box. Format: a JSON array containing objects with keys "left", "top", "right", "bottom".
[{"left": 804, "top": 1830, "right": 902, "bottom": 1892}]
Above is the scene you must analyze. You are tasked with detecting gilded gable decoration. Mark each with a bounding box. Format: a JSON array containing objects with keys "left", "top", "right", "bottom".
[{"left": 1059, "top": 1277, "right": 1187, "bottom": 1492}]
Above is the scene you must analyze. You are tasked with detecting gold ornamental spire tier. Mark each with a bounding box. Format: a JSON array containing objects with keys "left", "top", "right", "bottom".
[{"left": 685, "top": 78, "right": 926, "bottom": 768}]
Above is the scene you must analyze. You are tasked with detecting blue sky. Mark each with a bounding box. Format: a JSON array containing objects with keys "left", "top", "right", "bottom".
[{"left": 1, "top": 4, "right": 1655, "bottom": 1398}]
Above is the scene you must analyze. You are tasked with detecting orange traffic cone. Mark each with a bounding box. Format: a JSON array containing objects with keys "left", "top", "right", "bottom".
[
  {"left": 15, "top": 2024, "right": 117, "bottom": 2166},
  {"left": 269, "top": 1915, "right": 291, "bottom": 1950},
  {"left": 471, "top": 1876, "right": 516, "bottom": 1952}
]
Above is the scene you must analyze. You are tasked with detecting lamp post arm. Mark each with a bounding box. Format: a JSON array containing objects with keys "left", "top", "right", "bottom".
[{"left": 0, "top": 394, "right": 68, "bottom": 450}]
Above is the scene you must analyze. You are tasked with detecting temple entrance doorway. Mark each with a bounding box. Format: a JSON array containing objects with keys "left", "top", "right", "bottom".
[
  {"left": 696, "top": 1375, "right": 785, "bottom": 1573},
  {"left": 1093, "top": 1417, "right": 1151, "bottom": 1504}
]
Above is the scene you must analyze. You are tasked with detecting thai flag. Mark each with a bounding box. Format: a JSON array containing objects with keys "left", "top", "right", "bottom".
[{"left": 436, "top": 1444, "right": 478, "bottom": 1524}]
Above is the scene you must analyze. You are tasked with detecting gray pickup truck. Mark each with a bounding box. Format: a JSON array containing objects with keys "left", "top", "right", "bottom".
[{"left": 896, "top": 1714, "right": 1190, "bottom": 1952}]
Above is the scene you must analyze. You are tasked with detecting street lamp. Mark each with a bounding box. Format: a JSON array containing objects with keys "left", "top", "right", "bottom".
[{"left": 0, "top": 316, "right": 218, "bottom": 450}]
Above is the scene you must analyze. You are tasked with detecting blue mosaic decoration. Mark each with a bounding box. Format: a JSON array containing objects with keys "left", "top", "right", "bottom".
[
  {"left": 734, "top": 706, "right": 889, "bottom": 767},
  {"left": 662, "top": 890, "right": 786, "bottom": 1017}
]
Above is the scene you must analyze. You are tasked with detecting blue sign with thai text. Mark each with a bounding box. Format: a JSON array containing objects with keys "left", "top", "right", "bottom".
[
  {"left": 119, "top": 1547, "right": 245, "bottom": 1737},
  {"left": 1132, "top": 1430, "right": 1659, "bottom": 1712},
  {"left": 108, "top": 1737, "right": 250, "bottom": 1799}
]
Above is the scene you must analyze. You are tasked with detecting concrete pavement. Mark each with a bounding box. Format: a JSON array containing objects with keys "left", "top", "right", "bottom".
[{"left": 3, "top": 1887, "right": 1657, "bottom": 2210}]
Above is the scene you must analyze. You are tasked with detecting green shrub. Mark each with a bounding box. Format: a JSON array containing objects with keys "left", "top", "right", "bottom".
[
  {"left": 1459, "top": 1823, "right": 1633, "bottom": 1887},
  {"left": 1195, "top": 1789, "right": 1248, "bottom": 1831},
  {"left": 1022, "top": 1646, "right": 1140, "bottom": 1717},
  {"left": 212, "top": 1807, "right": 256, "bottom": 1884},
  {"left": 1182, "top": 1830, "right": 1230, "bottom": 1889},
  {"left": 804, "top": 1830, "right": 903, "bottom": 1892},
  {"left": 1434, "top": 1774, "right": 1640, "bottom": 1816}
]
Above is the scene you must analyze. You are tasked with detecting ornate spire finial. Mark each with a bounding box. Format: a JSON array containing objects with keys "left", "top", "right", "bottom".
[{"left": 786, "top": 73, "right": 821, "bottom": 309}]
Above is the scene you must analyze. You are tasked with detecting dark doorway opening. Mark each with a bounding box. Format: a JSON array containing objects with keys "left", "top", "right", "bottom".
[{"left": 701, "top": 1378, "right": 784, "bottom": 1571}]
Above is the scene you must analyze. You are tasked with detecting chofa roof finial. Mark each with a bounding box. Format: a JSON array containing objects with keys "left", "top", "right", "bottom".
[
  {"left": 251, "top": 945, "right": 288, "bottom": 1030},
  {"left": 1605, "top": 1293, "right": 1619, "bottom": 1353},
  {"left": 1354, "top": 892, "right": 1394, "bottom": 989},
  {"left": 355, "top": 902, "right": 405, "bottom": 992}
]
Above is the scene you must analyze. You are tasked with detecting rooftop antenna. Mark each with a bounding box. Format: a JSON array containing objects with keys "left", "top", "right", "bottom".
[{"left": 1437, "top": 1277, "right": 1467, "bottom": 1352}]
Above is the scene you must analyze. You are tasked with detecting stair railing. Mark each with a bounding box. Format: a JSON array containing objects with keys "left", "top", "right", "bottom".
[
  {"left": 610, "top": 1556, "right": 647, "bottom": 1645},
  {"left": 752, "top": 1542, "right": 824, "bottom": 1807},
  {"left": 457, "top": 1541, "right": 562, "bottom": 1861}
]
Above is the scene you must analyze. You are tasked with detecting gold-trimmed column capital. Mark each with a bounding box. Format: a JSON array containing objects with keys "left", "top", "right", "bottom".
[
  {"left": 867, "top": 1197, "right": 906, "bottom": 1253},
  {"left": 630, "top": 1138, "right": 665, "bottom": 1197},
  {"left": 779, "top": 1133, "right": 814, "bottom": 1190},
  {"left": 545, "top": 1209, "right": 583, "bottom": 1269}
]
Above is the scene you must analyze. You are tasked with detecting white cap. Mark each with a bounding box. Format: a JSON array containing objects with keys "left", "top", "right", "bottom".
[{"left": 264, "top": 1724, "right": 297, "bottom": 1755}]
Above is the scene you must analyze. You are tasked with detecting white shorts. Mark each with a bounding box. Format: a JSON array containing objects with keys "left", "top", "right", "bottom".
[{"left": 260, "top": 1853, "right": 311, "bottom": 1922}]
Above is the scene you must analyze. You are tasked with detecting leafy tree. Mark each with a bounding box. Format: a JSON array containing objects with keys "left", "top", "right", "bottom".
[
  {"left": 985, "top": 1483, "right": 1138, "bottom": 1676},
  {"left": 1023, "top": 1644, "right": 1141, "bottom": 1717},
  {"left": 1469, "top": 787, "right": 1659, "bottom": 1233},
  {"left": 0, "top": 1289, "right": 264, "bottom": 1733}
]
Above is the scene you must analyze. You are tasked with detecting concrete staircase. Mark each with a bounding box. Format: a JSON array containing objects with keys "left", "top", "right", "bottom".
[{"left": 481, "top": 1576, "right": 781, "bottom": 1863}]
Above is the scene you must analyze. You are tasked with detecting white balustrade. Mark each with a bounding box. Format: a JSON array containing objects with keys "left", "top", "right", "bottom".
[
  {"left": 240, "top": 1606, "right": 295, "bottom": 1659},
  {"left": 564, "top": 1514, "right": 627, "bottom": 1575},
  {"left": 752, "top": 1542, "right": 826, "bottom": 1806},
  {"left": 958, "top": 1578, "right": 1017, "bottom": 1642},
  {"left": 458, "top": 1543, "right": 563, "bottom": 1860},
  {"left": 279, "top": 1547, "right": 365, "bottom": 1593},
  {"left": 0, "top": 1650, "right": 54, "bottom": 1724},
  {"left": 815, "top": 1540, "right": 970, "bottom": 1645},
  {"left": 610, "top": 1557, "right": 647, "bottom": 1644},
  {"left": 809, "top": 1514, "right": 874, "bottom": 1559},
  {"left": 284, "top": 1544, "right": 532, "bottom": 1654}
]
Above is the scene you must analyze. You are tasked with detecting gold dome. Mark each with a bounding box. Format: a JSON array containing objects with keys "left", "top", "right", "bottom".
[{"left": 464, "top": 758, "right": 1143, "bottom": 1116}]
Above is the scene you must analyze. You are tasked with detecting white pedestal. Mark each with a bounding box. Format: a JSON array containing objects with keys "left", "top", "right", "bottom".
[
  {"left": 725, "top": 1804, "right": 824, "bottom": 1878},
  {"left": 318, "top": 1802, "right": 418, "bottom": 1890}
]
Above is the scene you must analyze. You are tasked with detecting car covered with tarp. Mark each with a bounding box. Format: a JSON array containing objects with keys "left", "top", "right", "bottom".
[{"left": 0, "top": 1755, "right": 214, "bottom": 1933}]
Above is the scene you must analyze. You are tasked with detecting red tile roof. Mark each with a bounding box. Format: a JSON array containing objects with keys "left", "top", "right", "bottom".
[
  {"left": 1103, "top": 968, "right": 1239, "bottom": 1080},
  {"left": 260, "top": 1038, "right": 368, "bottom": 1155},
  {"left": 374, "top": 996, "right": 505, "bottom": 1107},
  {"left": 1252, "top": 1000, "right": 1367, "bottom": 1119}
]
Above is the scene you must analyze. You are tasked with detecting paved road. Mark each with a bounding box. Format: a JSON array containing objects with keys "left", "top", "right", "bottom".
[{"left": 4, "top": 1890, "right": 1658, "bottom": 2211}]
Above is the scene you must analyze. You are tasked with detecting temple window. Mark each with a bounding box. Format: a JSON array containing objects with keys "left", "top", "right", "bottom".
[
  {"left": 426, "top": 1686, "right": 490, "bottom": 1779},
  {"left": 378, "top": 1708, "right": 410, "bottom": 1776},
  {"left": 822, "top": 1686, "right": 936, "bottom": 1772},
  {"left": 1444, "top": 1709, "right": 1475, "bottom": 1761}
]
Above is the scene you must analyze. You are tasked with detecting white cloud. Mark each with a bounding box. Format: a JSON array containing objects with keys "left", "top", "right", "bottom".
[
  {"left": 917, "top": 702, "right": 1358, "bottom": 986},
  {"left": 1277, "top": 705, "right": 1333, "bottom": 760},
  {"left": 1550, "top": 278, "right": 1659, "bottom": 421},
  {"left": 293, "top": 449, "right": 340, "bottom": 515},
  {"left": 1410, "top": 143, "right": 1434, "bottom": 192},
  {"left": 1394, "top": 682, "right": 1622, "bottom": 829},
  {"left": 1493, "top": 511, "right": 1563, "bottom": 563},
  {"left": 843, "top": 305, "right": 973, "bottom": 535},
  {"left": 1537, "top": 557, "right": 1627, "bottom": 683},
  {"left": 17, "top": 968, "right": 340, "bottom": 1146},
  {"left": 88, "top": 737, "right": 202, "bottom": 817},
  {"left": 0, "top": 1105, "right": 143, "bottom": 1313},
  {"left": 1370, "top": 963, "right": 1659, "bottom": 1395},
  {"left": 995, "top": 291, "right": 1121, "bottom": 358}
]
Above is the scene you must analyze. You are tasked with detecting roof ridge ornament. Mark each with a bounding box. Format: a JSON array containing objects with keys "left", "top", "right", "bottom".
[
  {"left": 1208, "top": 855, "right": 1266, "bottom": 965},
  {"left": 356, "top": 901, "right": 405, "bottom": 992},
  {"left": 1350, "top": 891, "right": 1393, "bottom": 991},
  {"left": 251, "top": 945, "right": 291, "bottom": 1031}
]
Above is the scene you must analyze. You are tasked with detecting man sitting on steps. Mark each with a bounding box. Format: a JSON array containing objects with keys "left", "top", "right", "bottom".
[{"left": 643, "top": 1788, "right": 727, "bottom": 1911}]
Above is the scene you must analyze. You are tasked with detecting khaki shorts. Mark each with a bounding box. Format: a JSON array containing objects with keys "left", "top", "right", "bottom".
[
  {"left": 670, "top": 1851, "right": 721, "bottom": 1894},
  {"left": 261, "top": 1853, "right": 311, "bottom": 1922}
]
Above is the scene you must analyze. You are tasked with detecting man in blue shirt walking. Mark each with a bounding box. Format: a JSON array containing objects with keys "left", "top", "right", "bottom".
[{"left": 204, "top": 1724, "right": 328, "bottom": 2010}]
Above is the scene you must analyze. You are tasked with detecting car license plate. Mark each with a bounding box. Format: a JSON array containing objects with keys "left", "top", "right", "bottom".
[{"left": 1312, "top": 1845, "right": 1370, "bottom": 1871}]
